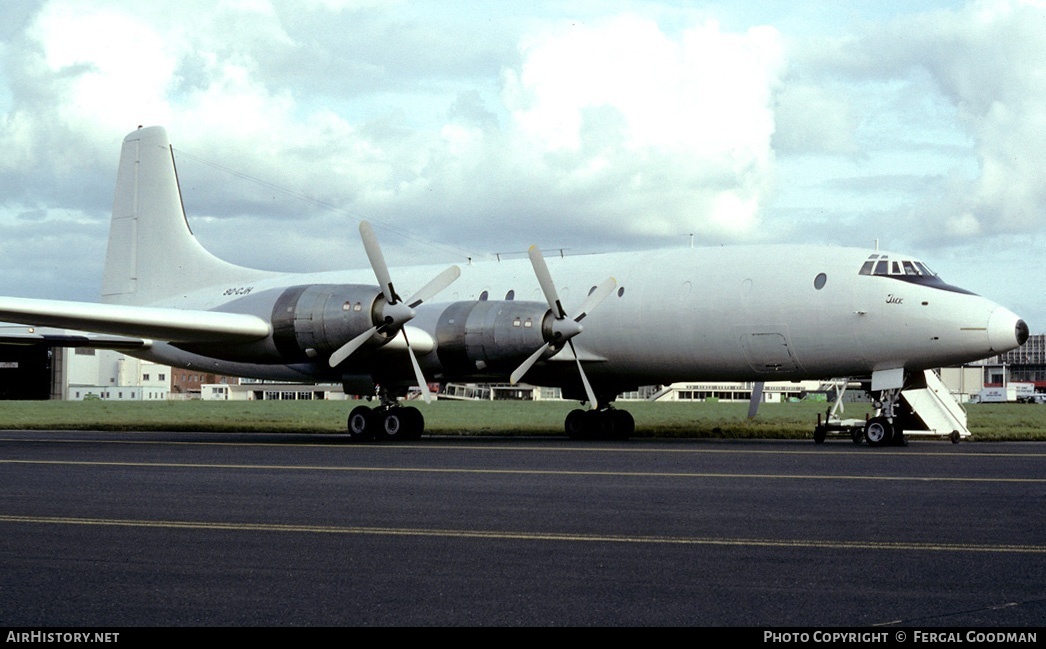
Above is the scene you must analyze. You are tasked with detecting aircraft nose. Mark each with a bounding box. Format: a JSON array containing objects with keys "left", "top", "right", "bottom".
[{"left": 987, "top": 306, "right": 1028, "bottom": 353}]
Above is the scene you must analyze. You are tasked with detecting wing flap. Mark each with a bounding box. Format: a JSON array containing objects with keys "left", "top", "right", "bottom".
[{"left": 0, "top": 297, "right": 271, "bottom": 344}]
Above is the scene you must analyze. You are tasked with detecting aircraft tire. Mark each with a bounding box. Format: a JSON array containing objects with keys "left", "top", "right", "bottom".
[
  {"left": 864, "top": 417, "right": 893, "bottom": 447},
  {"left": 564, "top": 409, "right": 588, "bottom": 439},
  {"left": 584, "top": 410, "right": 612, "bottom": 439},
  {"left": 610, "top": 410, "right": 634, "bottom": 440},
  {"left": 347, "top": 406, "right": 374, "bottom": 441},
  {"left": 401, "top": 406, "right": 425, "bottom": 440},
  {"left": 375, "top": 408, "right": 414, "bottom": 441},
  {"left": 850, "top": 428, "right": 864, "bottom": 444}
]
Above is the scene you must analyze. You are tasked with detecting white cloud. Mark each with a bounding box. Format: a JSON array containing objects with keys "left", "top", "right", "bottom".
[
  {"left": 795, "top": 0, "right": 1046, "bottom": 245},
  {"left": 500, "top": 15, "right": 784, "bottom": 240},
  {"left": 0, "top": 1, "right": 1042, "bottom": 327},
  {"left": 28, "top": 2, "right": 180, "bottom": 134},
  {"left": 772, "top": 84, "right": 858, "bottom": 155}
]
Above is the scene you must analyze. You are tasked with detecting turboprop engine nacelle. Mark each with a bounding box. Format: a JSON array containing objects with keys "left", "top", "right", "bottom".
[
  {"left": 177, "top": 284, "right": 384, "bottom": 364},
  {"left": 271, "top": 284, "right": 388, "bottom": 361},
  {"left": 434, "top": 300, "right": 559, "bottom": 377}
]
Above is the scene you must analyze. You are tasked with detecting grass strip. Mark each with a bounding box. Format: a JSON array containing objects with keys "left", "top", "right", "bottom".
[{"left": 0, "top": 400, "right": 1044, "bottom": 440}]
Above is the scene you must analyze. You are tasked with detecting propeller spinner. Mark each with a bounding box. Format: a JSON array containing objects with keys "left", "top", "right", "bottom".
[
  {"left": 509, "top": 245, "right": 615, "bottom": 408},
  {"left": 328, "top": 221, "right": 461, "bottom": 403}
]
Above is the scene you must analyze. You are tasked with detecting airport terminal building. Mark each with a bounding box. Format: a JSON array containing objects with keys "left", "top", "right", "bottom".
[{"left": 973, "top": 332, "right": 1046, "bottom": 387}]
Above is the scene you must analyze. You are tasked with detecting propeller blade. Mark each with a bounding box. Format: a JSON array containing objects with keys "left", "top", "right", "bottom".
[
  {"left": 509, "top": 341, "right": 552, "bottom": 385},
  {"left": 401, "top": 328, "right": 432, "bottom": 404},
  {"left": 406, "top": 265, "right": 461, "bottom": 308},
  {"left": 328, "top": 325, "right": 379, "bottom": 367},
  {"left": 528, "top": 245, "right": 566, "bottom": 318},
  {"left": 747, "top": 381, "right": 765, "bottom": 419},
  {"left": 574, "top": 276, "right": 617, "bottom": 322},
  {"left": 569, "top": 340, "right": 599, "bottom": 409},
  {"left": 523, "top": 245, "right": 615, "bottom": 408},
  {"left": 360, "top": 221, "right": 399, "bottom": 304}
]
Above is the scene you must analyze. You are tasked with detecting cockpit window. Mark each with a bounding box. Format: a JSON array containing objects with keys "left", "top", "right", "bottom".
[
  {"left": 860, "top": 254, "right": 937, "bottom": 278},
  {"left": 857, "top": 254, "right": 974, "bottom": 295}
]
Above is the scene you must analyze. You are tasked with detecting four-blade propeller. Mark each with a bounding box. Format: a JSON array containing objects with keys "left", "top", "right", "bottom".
[
  {"left": 328, "top": 221, "right": 460, "bottom": 403},
  {"left": 509, "top": 245, "right": 616, "bottom": 409},
  {"left": 330, "top": 228, "right": 613, "bottom": 408}
]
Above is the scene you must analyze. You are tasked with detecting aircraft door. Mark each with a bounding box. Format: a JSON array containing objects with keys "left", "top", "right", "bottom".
[{"left": 738, "top": 328, "right": 802, "bottom": 375}]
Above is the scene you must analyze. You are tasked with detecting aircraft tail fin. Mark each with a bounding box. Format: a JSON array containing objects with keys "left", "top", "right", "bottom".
[{"left": 102, "top": 126, "right": 267, "bottom": 306}]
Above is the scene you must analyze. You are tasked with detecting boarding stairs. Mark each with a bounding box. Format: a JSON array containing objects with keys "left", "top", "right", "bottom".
[
  {"left": 893, "top": 369, "right": 971, "bottom": 442},
  {"left": 816, "top": 371, "right": 970, "bottom": 443}
]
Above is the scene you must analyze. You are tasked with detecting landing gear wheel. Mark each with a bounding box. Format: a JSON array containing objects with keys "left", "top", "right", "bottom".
[
  {"left": 564, "top": 408, "right": 634, "bottom": 440},
  {"left": 584, "top": 410, "right": 612, "bottom": 439},
  {"left": 400, "top": 406, "right": 424, "bottom": 440},
  {"left": 850, "top": 427, "right": 864, "bottom": 445},
  {"left": 609, "top": 410, "right": 634, "bottom": 440},
  {"left": 347, "top": 406, "right": 374, "bottom": 441},
  {"left": 372, "top": 410, "right": 412, "bottom": 441},
  {"left": 565, "top": 409, "right": 587, "bottom": 439},
  {"left": 864, "top": 417, "right": 894, "bottom": 447},
  {"left": 813, "top": 425, "right": 827, "bottom": 444}
]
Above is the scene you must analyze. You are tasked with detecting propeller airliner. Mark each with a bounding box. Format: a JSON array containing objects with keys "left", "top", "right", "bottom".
[{"left": 0, "top": 127, "right": 1029, "bottom": 443}]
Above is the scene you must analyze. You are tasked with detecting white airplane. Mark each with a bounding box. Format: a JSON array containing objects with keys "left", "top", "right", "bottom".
[{"left": 0, "top": 126, "right": 1029, "bottom": 443}]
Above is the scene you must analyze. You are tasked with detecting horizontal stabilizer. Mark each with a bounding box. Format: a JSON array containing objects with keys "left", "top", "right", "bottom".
[{"left": 0, "top": 297, "right": 271, "bottom": 344}]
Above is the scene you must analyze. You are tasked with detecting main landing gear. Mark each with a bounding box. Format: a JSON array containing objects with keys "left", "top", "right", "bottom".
[
  {"left": 564, "top": 406, "right": 634, "bottom": 440},
  {"left": 346, "top": 388, "right": 424, "bottom": 442},
  {"left": 347, "top": 404, "right": 424, "bottom": 441}
]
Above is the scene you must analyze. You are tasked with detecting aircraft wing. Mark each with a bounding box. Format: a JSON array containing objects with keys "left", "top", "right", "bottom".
[
  {"left": 0, "top": 324, "right": 148, "bottom": 349},
  {"left": 0, "top": 297, "right": 271, "bottom": 344}
]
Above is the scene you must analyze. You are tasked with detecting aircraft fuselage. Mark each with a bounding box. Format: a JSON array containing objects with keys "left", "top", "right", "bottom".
[{"left": 136, "top": 243, "right": 1025, "bottom": 400}]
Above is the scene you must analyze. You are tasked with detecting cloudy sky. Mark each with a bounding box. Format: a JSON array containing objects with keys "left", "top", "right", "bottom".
[{"left": 1, "top": 0, "right": 1043, "bottom": 329}]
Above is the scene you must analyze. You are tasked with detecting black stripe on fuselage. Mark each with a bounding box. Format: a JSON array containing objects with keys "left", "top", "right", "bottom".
[{"left": 879, "top": 274, "right": 978, "bottom": 295}]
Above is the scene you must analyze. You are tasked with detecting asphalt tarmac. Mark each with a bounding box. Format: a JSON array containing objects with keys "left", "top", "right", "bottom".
[{"left": 1, "top": 430, "right": 1043, "bottom": 627}]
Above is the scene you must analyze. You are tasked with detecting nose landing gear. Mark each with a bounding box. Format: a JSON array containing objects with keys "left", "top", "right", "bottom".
[{"left": 864, "top": 388, "right": 907, "bottom": 447}]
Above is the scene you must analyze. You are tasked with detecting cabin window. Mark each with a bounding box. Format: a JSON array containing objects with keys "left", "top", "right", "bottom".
[
  {"left": 505, "top": 290, "right": 515, "bottom": 301},
  {"left": 814, "top": 273, "right": 827, "bottom": 290},
  {"left": 479, "top": 290, "right": 488, "bottom": 301}
]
